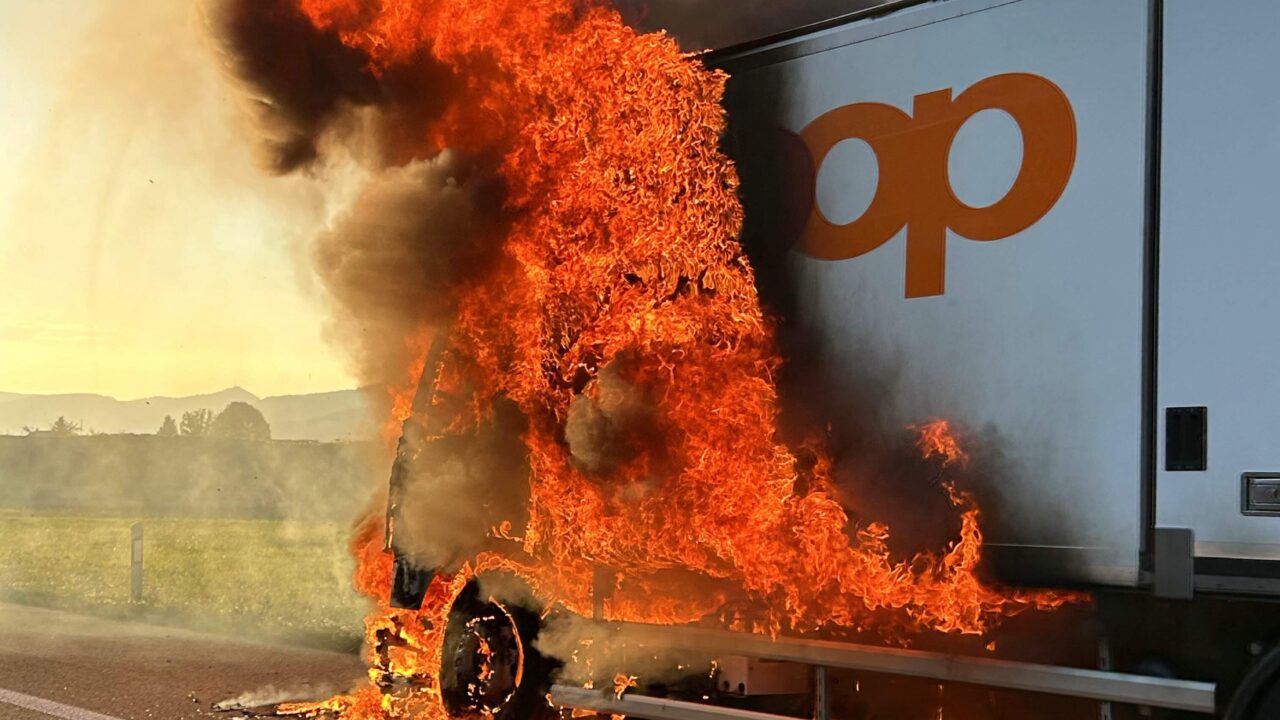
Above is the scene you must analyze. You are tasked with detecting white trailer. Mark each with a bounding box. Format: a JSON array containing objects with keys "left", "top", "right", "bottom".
[
  {"left": 638, "top": 0, "right": 1280, "bottom": 715},
  {"left": 404, "top": 2, "right": 1280, "bottom": 717}
]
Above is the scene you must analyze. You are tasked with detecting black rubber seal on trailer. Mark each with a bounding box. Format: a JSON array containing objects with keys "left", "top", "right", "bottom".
[
  {"left": 1139, "top": 0, "right": 1165, "bottom": 573},
  {"left": 701, "top": 0, "right": 934, "bottom": 66},
  {"left": 1196, "top": 558, "right": 1280, "bottom": 581}
]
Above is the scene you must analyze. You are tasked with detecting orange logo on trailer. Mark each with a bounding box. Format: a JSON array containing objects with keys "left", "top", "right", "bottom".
[{"left": 798, "top": 73, "right": 1077, "bottom": 297}]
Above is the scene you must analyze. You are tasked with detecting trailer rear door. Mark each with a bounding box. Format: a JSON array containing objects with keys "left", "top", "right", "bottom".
[{"left": 1158, "top": 0, "right": 1280, "bottom": 592}]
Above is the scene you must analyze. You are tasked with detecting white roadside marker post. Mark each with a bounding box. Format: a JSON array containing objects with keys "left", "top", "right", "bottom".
[{"left": 130, "top": 522, "right": 143, "bottom": 602}]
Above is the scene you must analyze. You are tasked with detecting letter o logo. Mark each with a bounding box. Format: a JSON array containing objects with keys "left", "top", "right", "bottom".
[{"left": 798, "top": 73, "right": 1077, "bottom": 297}]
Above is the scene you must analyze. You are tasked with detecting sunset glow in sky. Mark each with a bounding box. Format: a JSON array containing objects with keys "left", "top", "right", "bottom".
[{"left": 0, "top": 1, "right": 356, "bottom": 399}]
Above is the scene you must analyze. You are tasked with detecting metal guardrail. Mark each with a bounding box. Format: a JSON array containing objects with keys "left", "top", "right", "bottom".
[
  {"left": 550, "top": 685, "right": 801, "bottom": 720},
  {"left": 599, "top": 623, "right": 1217, "bottom": 715}
]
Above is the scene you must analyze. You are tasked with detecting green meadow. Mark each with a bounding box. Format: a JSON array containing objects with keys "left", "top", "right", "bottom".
[{"left": 0, "top": 510, "right": 369, "bottom": 650}]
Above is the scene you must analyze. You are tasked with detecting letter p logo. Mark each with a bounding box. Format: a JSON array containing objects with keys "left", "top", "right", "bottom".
[{"left": 798, "top": 73, "right": 1077, "bottom": 297}]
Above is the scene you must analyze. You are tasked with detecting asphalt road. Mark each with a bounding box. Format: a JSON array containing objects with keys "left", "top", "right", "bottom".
[{"left": 0, "top": 604, "right": 365, "bottom": 720}]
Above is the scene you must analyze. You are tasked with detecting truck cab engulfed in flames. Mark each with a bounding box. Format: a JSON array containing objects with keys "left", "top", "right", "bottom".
[{"left": 263, "top": 0, "right": 1280, "bottom": 718}]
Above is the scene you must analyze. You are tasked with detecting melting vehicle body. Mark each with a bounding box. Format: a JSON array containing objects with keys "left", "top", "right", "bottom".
[{"left": 374, "top": 1, "right": 1280, "bottom": 718}]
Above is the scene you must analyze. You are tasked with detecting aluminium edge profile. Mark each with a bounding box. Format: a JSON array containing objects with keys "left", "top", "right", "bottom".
[
  {"left": 550, "top": 685, "right": 802, "bottom": 720},
  {"left": 602, "top": 623, "right": 1216, "bottom": 715}
]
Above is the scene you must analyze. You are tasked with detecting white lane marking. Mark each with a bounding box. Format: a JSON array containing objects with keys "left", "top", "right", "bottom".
[{"left": 0, "top": 688, "right": 122, "bottom": 720}]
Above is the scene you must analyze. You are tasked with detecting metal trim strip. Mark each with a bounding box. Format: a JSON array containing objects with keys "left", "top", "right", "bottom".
[
  {"left": 552, "top": 686, "right": 801, "bottom": 720},
  {"left": 606, "top": 623, "right": 1217, "bottom": 714},
  {"left": 708, "top": 0, "right": 1024, "bottom": 72},
  {"left": 1140, "top": 0, "right": 1164, "bottom": 573},
  {"left": 702, "top": 0, "right": 931, "bottom": 64}
]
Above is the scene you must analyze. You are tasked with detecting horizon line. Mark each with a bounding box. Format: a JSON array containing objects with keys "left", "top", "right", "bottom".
[{"left": 0, "top": 385, "right": 368, "bottom": 403}]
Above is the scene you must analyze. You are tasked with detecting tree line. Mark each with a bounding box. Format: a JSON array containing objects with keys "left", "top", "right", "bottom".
[{"left": 26, "top": 401, "right": 271, "bottom": 441}]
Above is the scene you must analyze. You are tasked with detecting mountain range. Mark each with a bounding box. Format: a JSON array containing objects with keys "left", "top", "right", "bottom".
[{"left": 0, "top": 386, "right": 376, "bottom": 441}]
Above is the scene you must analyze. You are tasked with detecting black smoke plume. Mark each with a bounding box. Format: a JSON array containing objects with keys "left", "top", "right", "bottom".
[
  {"left": 204, "top": 0, "right": 380, "bottom": 173},
  {"left": 207, "top": 0, "right": 523, "bottom": 572}
]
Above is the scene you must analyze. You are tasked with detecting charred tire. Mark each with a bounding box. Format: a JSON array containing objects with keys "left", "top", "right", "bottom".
[
  {"left": 439, "top": 577, "right": 559, "bottom": 720},
  {"left": 1225, "top": 647, "right": 1280, "bottom": 720}
]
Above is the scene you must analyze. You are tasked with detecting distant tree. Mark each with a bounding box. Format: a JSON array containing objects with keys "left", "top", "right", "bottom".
[
  {"left": 180, "top": 409, "right": 214, "bottom": 437},
  {"left": 210, "top": 401, "right": 271, "bottom": 441},
  {"left": 157, "top": 415, "right": 178, "bottom": 437},
  {"left": 22, "top": 417, "right": 83, "bottom": 436},
  {"left": 48, "top": 416, "right": 82, "bottom": 436}
]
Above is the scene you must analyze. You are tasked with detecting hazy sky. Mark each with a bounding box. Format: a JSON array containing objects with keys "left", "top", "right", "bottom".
[{"left": 0, "top": 0, "right": 356, "bottom": 399}]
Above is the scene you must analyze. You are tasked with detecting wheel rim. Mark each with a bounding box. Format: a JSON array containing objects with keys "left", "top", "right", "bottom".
[
  {"left": 443, "top": 599, "right": 525, "bottom": 716},
  {"left": 1226, "top": 647, "right": 1280, "bottom": 720},
  {"left": 439, "top": 577, "right": 557, "bottom": 720}
]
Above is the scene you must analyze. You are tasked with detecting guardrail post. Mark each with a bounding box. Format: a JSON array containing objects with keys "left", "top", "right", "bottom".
[
  {"left": 1098, "top": 638, "right": 1113, "bottom": 720},
  {"left": 814, "top": 666, "right": 830, "bottom": 720},
  {"left": 130, "top": 522, "right": 144, "bottom": 602}
]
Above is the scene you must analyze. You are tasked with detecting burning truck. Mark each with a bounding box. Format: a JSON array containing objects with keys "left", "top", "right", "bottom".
[{"left": 209, "top": 0, "right": 1279, "bottom": 718}]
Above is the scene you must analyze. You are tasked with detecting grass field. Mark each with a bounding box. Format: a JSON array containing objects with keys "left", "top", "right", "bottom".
[{"left": 0, "top": 510, "right": 369, "bottom": 650}]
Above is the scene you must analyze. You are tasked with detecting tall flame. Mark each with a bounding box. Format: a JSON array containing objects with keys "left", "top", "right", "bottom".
[{"left": 273, "top": 1, "right": 1083, "bottom": 717}]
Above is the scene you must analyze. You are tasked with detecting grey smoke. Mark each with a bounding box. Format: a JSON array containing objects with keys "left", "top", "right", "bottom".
[
  {"left": 392, "top": 400, "right": 530, "bottom": 572},
  {"left": 565, "top": 361, "right": 661, "bottom": 476},
  {"left": 205, "top": 0, "right": 508, "bottom": 407},
  {"left": 536, "top": 612, "right": 715, "bottom": 692},
  {"left": 206, "top": 0, "right": 531, "bottom": 586},
  {"left": 310, "top": 154, "right": 485, "bottom": 406},
  {"left": 214, "top": 682, "right": 341, "bottom": 711}
]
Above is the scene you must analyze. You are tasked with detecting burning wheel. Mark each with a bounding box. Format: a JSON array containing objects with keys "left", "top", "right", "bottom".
[
  {"left": 439, "top": 578, "right": 558, "bottom": 720},
  {"left": 1225, "top": 646, "right": 1280, "bottom": 720}
]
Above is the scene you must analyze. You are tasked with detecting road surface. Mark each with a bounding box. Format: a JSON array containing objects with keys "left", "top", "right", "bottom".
[{"left": 0, "top": 603, "right": 365, "bottom": 720}]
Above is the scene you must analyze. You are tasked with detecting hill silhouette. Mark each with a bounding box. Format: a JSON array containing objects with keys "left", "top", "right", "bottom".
[{"left": 0, "top": 387, "right": 374, "bottom": 441}]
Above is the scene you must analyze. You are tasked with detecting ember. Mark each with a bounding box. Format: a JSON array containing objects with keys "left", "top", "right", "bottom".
[{"left": 225, "top": 0, "right": 1082, "bottom": 717}]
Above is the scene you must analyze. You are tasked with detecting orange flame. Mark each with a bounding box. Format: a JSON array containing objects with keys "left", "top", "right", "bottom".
[
  {"left": 913, "top": 419, "right": 970, "bottom": 468},
  {"left": 278, "top": 0, "right": 1084, "bottom": 717}
]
